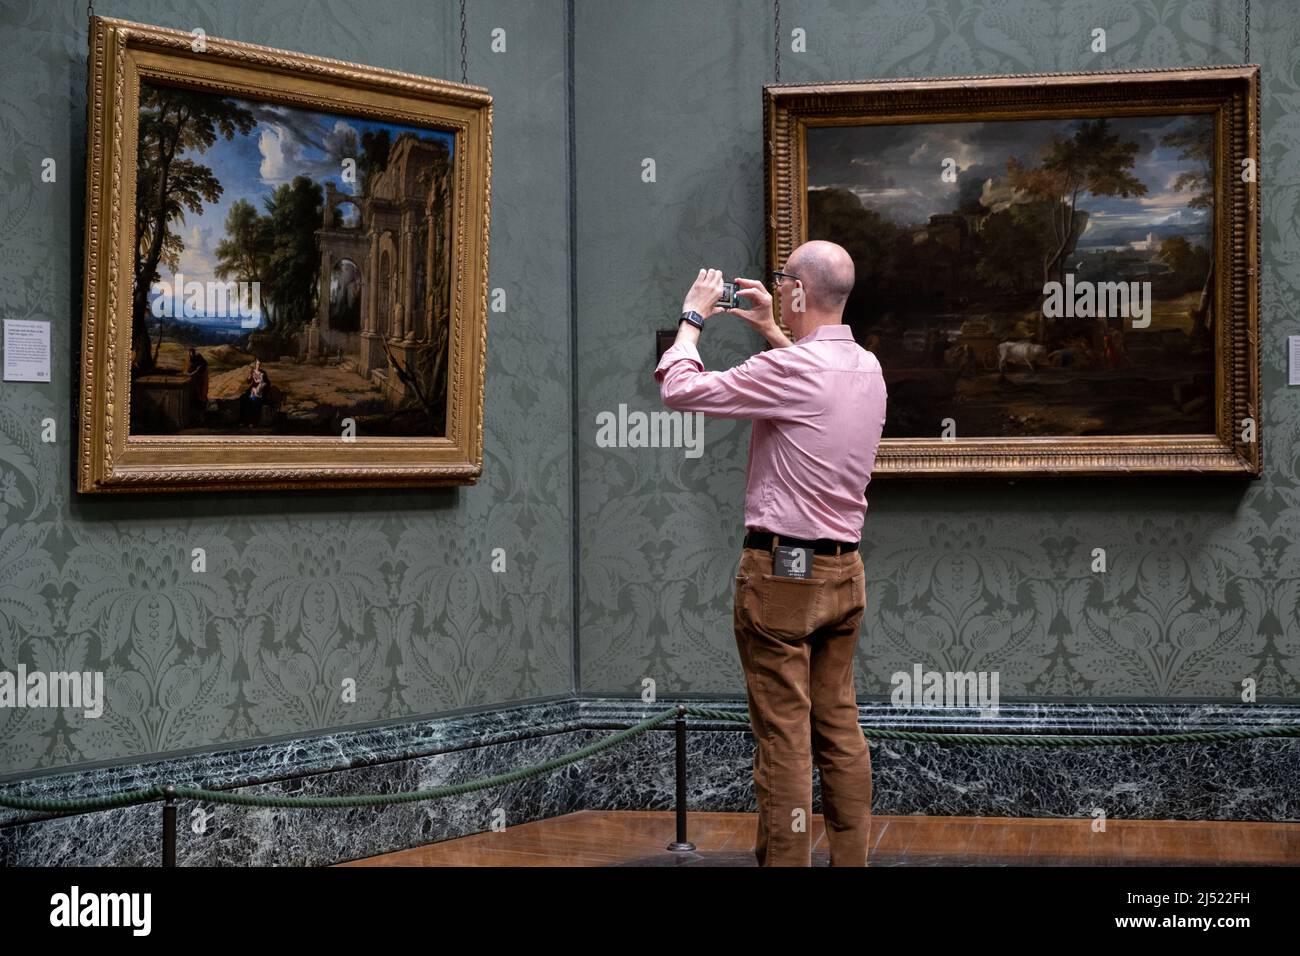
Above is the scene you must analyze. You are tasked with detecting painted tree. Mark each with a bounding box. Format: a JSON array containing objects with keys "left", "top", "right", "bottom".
[
  {"left": 263, "top": 176, "right": 325, "bottom": 333},
  {"left": 1007, "top": 118, "right": 1147, "bottom": 338},
  {"left": 1160, "top": 117, "right": 1215, "bottom": 341},
  {"left": 215, "top": 177, "right": 324, "bottom": 336},
  {"left": 1159, "top": 235, "right": 1211, "bottom": 295},
  {"left": 133, "top": 86, "right": 255, "bottom": 372},
  {"left": 214, "top": 199, "right": 272, "bottom": 323},
  {"left": 975, "top": 207, "right": 1051, "bottom": 294},
  {"left": 357, "top": 128, "right": 391, "bottom": 195},
  {"left": 806, "top": 187, "right": 902, "bottom": 319}
]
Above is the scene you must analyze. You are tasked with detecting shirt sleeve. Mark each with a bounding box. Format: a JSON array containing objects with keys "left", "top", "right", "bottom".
[{"left": 654, "top": 338, "right": 791, "bottom": 419}]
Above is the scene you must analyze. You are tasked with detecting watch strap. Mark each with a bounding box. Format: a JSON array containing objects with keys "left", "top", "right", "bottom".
[{"left": 679, "top": 310, "right": 704, "bottom": 330}]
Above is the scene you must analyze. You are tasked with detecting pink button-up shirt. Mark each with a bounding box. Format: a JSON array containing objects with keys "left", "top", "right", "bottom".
[{"left": 654, "top": 323, "right": 887, "bottom": 541}]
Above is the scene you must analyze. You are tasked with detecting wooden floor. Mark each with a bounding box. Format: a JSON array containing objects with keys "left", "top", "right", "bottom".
[{"left": 339, "top": 811, "right": 1300, "bottom": 867}]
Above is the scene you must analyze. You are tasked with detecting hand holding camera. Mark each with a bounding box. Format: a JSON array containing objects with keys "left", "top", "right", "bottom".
[
  {"left": 681, "top": 268, "right": 729, "bottom": 319},
  {"left": 724, "top": 277, "right": 776, "bottom": 337},
  {"left": 682, "top": 268, "right": 774, "bottom": 330}
]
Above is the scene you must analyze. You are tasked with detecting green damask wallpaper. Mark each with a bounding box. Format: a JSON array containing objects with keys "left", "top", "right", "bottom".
[
  {"left": 575, "top": 0, "right": 1300, "bottom": 700},
  {"left": 0, "top": 0, "right": 573, "bottom": 776}
]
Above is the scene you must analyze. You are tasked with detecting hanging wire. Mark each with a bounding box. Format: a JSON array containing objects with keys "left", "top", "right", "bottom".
[
  {"left": 773, "top": 0, "right": 781, "bottom": 83},
  {"left": 87, "top": 0, "right": 94, "bottom": 23},
  {"left": 1243, "top": 0, "right": 1250, "bottom": 62},
  {"left": 460, "top": 0, "right": 468, "bottom": 83}
]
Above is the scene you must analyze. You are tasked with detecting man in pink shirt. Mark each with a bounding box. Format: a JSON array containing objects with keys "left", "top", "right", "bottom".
[{"left": 654, "top": 240, "right": 887, "bottom": 867}]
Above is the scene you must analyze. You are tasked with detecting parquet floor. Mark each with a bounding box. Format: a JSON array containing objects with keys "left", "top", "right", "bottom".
[{"left": 338, "top": 811, "right": 1300, "bottom": 867}]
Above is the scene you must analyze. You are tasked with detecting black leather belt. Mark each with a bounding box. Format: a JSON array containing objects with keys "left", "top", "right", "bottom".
[{"left": 744, "top": 530, "right": 858, "bottom": 556}]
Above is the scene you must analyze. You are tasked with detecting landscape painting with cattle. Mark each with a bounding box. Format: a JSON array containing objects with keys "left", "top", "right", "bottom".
[{"left": 805, "top": 112, "right": 1217, "bottom": 440}]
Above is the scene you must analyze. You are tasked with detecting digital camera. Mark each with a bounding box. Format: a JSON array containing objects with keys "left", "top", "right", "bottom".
[{"left": 717, "top": 280, "right": 749, "bottom": 310}]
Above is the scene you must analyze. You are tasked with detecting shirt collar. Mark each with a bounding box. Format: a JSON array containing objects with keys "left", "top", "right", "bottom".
[{"left": 795, "top": 323, "right": 853, "bottom": 344}]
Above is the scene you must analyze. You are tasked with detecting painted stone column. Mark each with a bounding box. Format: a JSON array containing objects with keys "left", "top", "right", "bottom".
[
  {"left": 358, "top": 229, "right": 385, "bottom": 377},
  {"left": 401, "top": 215, "right": 417, "bottom": 342}
]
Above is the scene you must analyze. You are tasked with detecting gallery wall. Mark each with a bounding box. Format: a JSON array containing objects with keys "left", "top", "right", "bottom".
[
  {"left": 0, "top": 0, "right": 573, "bottom": 777},
  {"left": 575, "top": 0, "right": 1300, "bottom": 701},
  {"left": 3, "top": 0, "right": 1299, "bottom": 784}
]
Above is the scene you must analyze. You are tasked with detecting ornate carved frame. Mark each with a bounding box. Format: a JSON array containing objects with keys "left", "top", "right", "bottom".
[
  {"left": 78, "top": 16, "right": 492, "bottom": 492},
  {"left": 763, "top": 66, "right": 1260, "bottom": 478}
]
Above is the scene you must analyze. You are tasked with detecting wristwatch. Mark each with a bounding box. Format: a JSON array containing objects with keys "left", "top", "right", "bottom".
[{"left": 679, "top": 310, "right": 705, "bottom": 330}]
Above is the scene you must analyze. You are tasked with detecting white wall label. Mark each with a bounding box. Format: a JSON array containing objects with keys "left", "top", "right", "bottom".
[
  {"left": 1290, "top": 335, "right": 1300, "bottom": 387},
  {"left": 4, "top": 319, "right": 51, "bottom": 382}
]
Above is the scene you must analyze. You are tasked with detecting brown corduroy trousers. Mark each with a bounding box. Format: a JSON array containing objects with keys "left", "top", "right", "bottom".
[{"left": 732, "top": 544, "right": 872, "bottom": 866}]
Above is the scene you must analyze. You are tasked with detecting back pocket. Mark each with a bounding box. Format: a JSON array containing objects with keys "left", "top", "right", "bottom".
[{"left": 759, "top": 574, "right": 826, "bottom": 641}]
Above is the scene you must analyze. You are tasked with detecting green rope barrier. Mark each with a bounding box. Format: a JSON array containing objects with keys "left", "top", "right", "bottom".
[
  {"left": 0, "top": 784, "right": 168, "bottom": 814},
  {"left": 172, "top": 707, "right": 679, "bottom": 809},
  {"left": 3, "top": 705, "right": 1300, "bottom": 815}
]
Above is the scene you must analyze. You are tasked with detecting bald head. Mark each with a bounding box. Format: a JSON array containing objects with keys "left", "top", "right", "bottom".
[{"left": 786, "top": 240, "right": 855, "bottom": 315}]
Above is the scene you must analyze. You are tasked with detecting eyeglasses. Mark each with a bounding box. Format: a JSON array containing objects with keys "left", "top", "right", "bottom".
[{"left": 771, "top": 270, "right": 800, "bottom": 285}]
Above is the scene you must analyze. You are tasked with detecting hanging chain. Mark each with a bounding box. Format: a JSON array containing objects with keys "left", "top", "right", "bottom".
[
  {"left": 1243, "top": 0, "right": 1250, "bottom": 63},
  {"left": 773, "top": 0, "right": 781, "bottom": 83},
  {"left": 87, "top": 0, "right": 94, "bottom": 24},
  {"left": 459, "top": 0, "right": 468, "bottom": 83}
]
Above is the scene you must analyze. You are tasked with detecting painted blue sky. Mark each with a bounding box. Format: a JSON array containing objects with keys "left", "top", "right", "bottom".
[
  {"left": 143, "top": 83, "right": 454, "bottom": 318},
  {"left": 807, "top": 114, "right": 1213, "bottom": 250}
]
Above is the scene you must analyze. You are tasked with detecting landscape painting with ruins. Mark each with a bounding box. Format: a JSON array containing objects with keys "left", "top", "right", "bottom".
[
  {"left": 130, "top": 80, "right": 455, "bottom": 438},
  {"left": 805, "top": 113, "right": 1217, "bottom": 440}
]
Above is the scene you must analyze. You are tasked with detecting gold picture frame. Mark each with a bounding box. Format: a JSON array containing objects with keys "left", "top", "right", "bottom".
[
  {"left": 763, "top": 66, "right": 1260, "bottom": 478},
  {"left": 78, "top": 16, "right": 491, "bottom": 492}
]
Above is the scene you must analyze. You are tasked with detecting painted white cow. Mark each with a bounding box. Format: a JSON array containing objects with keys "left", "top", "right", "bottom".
[{"left": 997, "top": 340, "right": 1048, "bottom": 372}]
